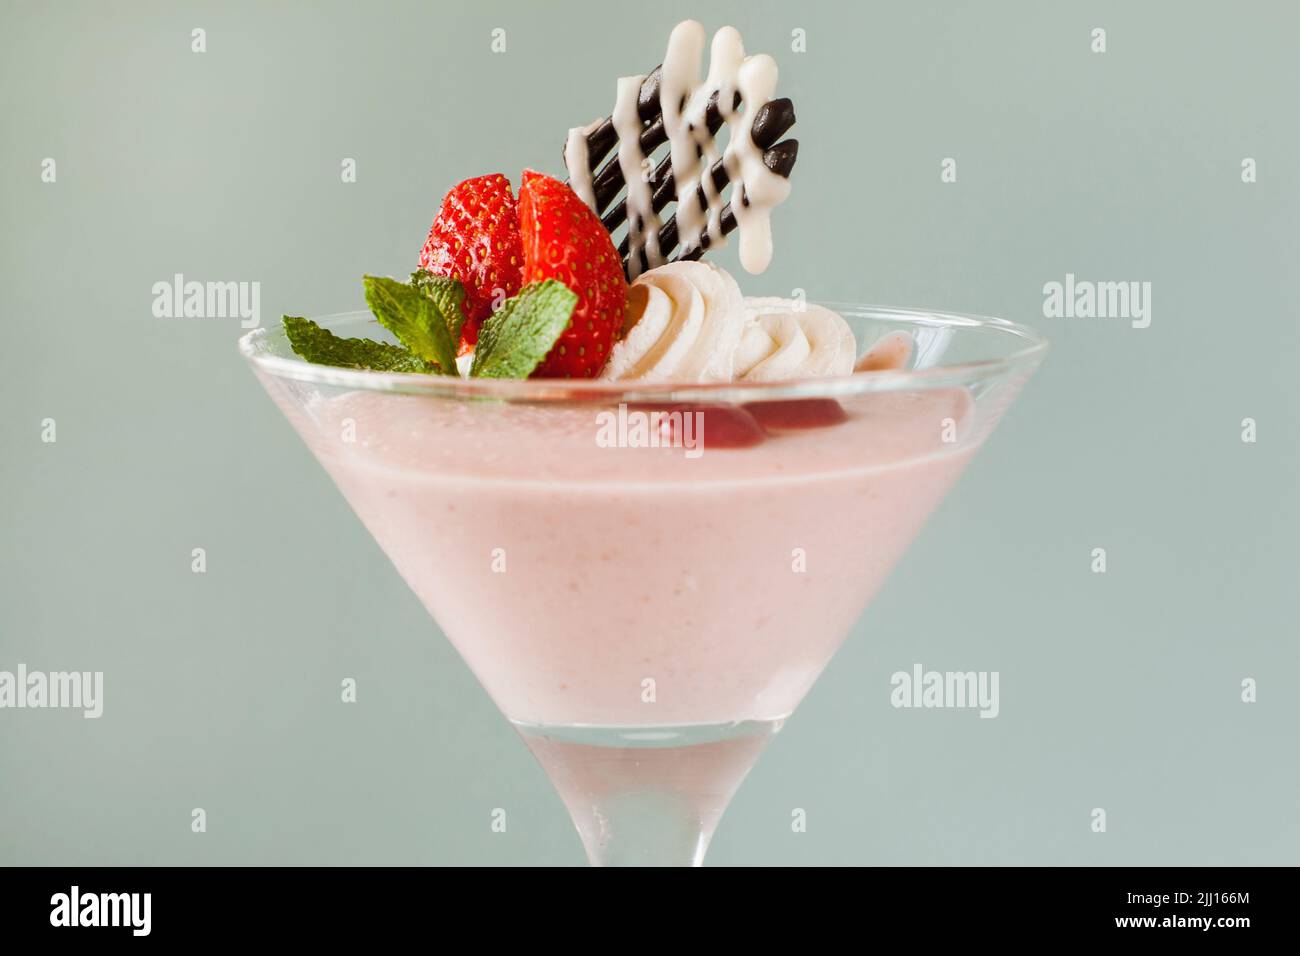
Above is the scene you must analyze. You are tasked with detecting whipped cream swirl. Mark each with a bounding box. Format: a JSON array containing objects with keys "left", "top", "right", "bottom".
[
  {"left": 600, "top": 261, "right": 746, "bottom": 381},
  {"left": 733, "top": 298, "right": 858, "bottom": 381},
  {"left": 600, "top": 262, "right": 856, "bottom": 383}
]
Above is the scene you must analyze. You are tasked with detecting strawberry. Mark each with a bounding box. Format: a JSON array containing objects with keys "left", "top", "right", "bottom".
[
  {"left": 518, "top": 169, "right": 628, "bottom": 378},
  {"left": 418, "top": 173, "right": 524, "bottom": 353},
  {"left": 743, "top": 399, "right": 848, "bottom": 431}
]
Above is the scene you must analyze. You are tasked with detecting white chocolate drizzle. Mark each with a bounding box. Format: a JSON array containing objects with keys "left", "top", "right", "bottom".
[
  {"left": 722, "top": 56, "right": 790, "bottom": 274},
  {"left": 613, "top": 75, "right": 661, "bottom": 278},
  {"left": 564, "top": 121, "right": 600, "bottom": 211},
  {"left": 660, "top": 21, "right": 789, "bottom": 274},
  {"left": 667, "top": 24, "right": 742, "bottom": 259}
]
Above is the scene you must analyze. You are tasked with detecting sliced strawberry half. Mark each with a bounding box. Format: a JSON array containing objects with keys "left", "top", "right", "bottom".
[
  {"left": 418, "top": 173, "right": 524, "bottom": 353},
  {"left": 518, "top": 169, "right": 628, "bottom": 378}
]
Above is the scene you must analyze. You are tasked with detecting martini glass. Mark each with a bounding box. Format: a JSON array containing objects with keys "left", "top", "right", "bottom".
[{"left": 240, "top": 304, "right": 1045, "bottom": 866}]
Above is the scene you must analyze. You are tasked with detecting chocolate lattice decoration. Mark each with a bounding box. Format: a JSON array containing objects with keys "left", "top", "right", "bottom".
[{"left": 565, "top": 64, "right": 798, "bottom": 280}]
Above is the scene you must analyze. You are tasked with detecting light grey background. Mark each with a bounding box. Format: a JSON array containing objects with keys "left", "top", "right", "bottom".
[{"left": 2, "top": 0, "right": 1297, "bottom": 866}]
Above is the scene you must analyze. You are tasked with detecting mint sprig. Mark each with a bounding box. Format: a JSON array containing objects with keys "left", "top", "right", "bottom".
[
  {"left": 363, "top": 275, "right": 460, "bottom": 374},
  {"left": 470, "top": 280, "right": 577, "bottom": 379},
  {"left": 283, "top": 273, "right": 582, "bottom": 380},
  {"left": 282, "top": 316, "right": 436, "bottom": 373},
  {"left": 410, "top": 269, "right": 468, "bottom": 344}
]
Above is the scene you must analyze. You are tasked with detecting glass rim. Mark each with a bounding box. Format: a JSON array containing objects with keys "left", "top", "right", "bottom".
[{"left": 238, "top": 302, "right": 1048, "bottom": 403}]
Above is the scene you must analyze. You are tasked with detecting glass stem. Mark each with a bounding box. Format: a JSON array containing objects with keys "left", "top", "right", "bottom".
[{"left": 516, "top": 719, "right": 782, "bottom": 867}]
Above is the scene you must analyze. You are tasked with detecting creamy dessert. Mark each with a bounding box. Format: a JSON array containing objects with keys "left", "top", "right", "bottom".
[{"left": 283, "top": 386, "right": 973, "bottom": 728}]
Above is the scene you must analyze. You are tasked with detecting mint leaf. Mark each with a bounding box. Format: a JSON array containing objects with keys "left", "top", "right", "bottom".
[
  {"left": 410, "top": 269, "right": 467, "bottom": 343},
  {"left": 470, "top": 280, "right": 577, "bottom": 379},
  {"left": 282, "top": 316, "right": 434, "bottom": 373},
  {"left": 363, "top": 275, "right": 458, "bottom": 374}
]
